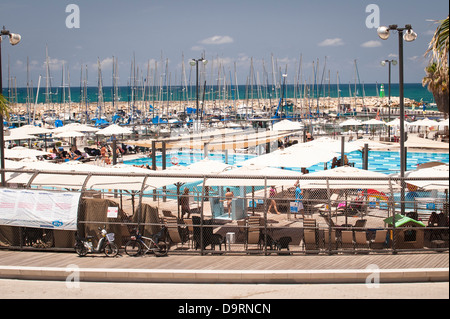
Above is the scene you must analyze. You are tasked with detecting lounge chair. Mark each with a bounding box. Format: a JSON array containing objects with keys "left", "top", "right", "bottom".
[
  {"left": 246, "top": 216, "right": 263, "bottom": 250},
  {"left": 353, "top": 219, "right": 367, "bottom": 229},
  {"left": 164, "top": 217, "right": 189, "bottom": 248},
  {"left": 341, "top": 230, "right": 354, "bottom": 250},
  {"left": 303, "top": 218, "right": 317, "bottom": 229},
  {"left": 183, "top": 218, "right": 195, "bottom": 248},
  {"left": 370, "top": 230, "right": 388, "bottom": 249},
  {"left": 317, "top": 193, "right": 344, "bottom": 216},
  {"left": 354, "top": 231, "right": 370, "bottom": 251},
  {"left": 303, "top": 229, "right": 318, "bottom": 253},
  {"left": 323, "top": 229, "right": 337, "bottom": 251}
]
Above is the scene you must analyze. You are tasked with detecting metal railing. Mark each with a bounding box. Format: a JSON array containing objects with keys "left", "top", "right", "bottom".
[{"left": 1, "top": 167, "right": 448, "bottom": 255}]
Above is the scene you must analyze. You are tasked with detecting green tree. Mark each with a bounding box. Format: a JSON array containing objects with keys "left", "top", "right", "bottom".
[
  {"left": 423, "top": 16, "right": 449, "bottom": 114},
  {"left": 0, "top": 93, "right": 11, "bottom": 119}
]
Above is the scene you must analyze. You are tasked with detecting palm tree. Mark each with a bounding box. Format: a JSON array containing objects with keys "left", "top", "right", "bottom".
[
  {"left": 0, "top": 93, "right": 12, "bottom": 119},
  {"left": 423, "top": 16, "right": 449, "bottom": 114}
]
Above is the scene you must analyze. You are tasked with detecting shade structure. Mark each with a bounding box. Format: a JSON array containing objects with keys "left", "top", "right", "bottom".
[
  {"left": 95, "top": 124, "right": 132, "bottom": 136},
  {"left": 240, "top": 137, "right": 362, "bottom": 169},
  {"left": 204, "top": 163, "right": 302, "bottom": 187},
  {"left": 300, "top": 166, "right": 399, "bottom": 190},
  {"left": 240, "top": 144, "right": 339, "bottom": 169},
  {"left": 339, "top": 119, "right": 362, "bottom": 127},
  {"left": 390, "top": 164, "right": 449, "bottom": 190},
  {"left": 4, "top": 158, "right": 232, "bottom": 192},
  {"left": 272, "top": 119, "right": 304, "bottom": 131}
]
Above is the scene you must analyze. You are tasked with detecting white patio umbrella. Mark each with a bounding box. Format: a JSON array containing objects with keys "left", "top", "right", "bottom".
[
  {"left": 339, "top": 119, "right": 362, "bottom": 127},
  {"left": 53, "top": 123, "right": 99, "bottom": 133},
  {"left": 362, "top": 119, "right": 386, "bottom": 125},
  {"left": 272, "top": 119, "right": 304, "bottom": 131},
  {"left": 95, "top": 124, "right": 132, "bottom": 136},
  {"left": 4, "top": 130, "right": 36, "bottom": 141},
  {"left": 54, "top": 131, "right": 86, "bottom": 138},
  {"left": 9, "top": 125, "right": 53, "bottom": 135},
  {"left": 3, "top": 146, "right": 51, "bottom": 159},
  {"left": 408, "top": 118, "right": 440, "bottom": 127}
]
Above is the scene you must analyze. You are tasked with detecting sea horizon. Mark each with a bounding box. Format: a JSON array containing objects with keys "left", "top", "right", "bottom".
[{"left": 2, "top": 83, "right": 435, "bottom": 106}]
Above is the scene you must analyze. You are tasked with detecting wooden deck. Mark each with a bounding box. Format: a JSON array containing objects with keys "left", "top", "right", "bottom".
[{"left": 0, "top": 250, "right": 448, "bottom": 271}]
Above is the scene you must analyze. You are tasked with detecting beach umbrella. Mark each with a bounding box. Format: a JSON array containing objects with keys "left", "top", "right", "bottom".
[
  {"left": 362, "top": 119, "right": 386, "bottom": 125},
  {"left": 408, "top": 118, "right": 440, "bottom": 127},
  {"left": 272, "top": 119, "right": 304, "bottom": 131},
  {"left": 53, "top": 123, "right": 99, "bottom": 133},
  {"left": 4, "top": 130, "right": 36, "bottom": 141},
  {"left": 9, "top": 125, "right": 53, "bottom": 135},
  {"left": 95, "top": 124, "right": 132, "bottom": 136},
  {"left": 3, "top": 146, "right": 51, "bottom": 159},
  {"left": 386, "top": 118, "right": 409, "bottom": 128},
  {"left": 54, "top": 131, "right": 86, "bottom": 138},
  {"left": 339, "top": 119, "right": 362, "bottom": 127}
]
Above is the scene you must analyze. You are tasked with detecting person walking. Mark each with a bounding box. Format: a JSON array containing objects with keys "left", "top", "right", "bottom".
[{"left": 268, "top": 186, "right": 280, "bottom": 215}]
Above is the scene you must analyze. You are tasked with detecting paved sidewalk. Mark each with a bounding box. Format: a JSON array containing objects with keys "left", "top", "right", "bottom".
[{"left": 0, "top": 250, "right": 448, "bottom": 284}]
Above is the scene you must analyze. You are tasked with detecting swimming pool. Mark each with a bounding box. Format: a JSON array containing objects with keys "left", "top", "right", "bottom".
[{"left": 124, "top": 150, "right": 449, "bottom": 175}]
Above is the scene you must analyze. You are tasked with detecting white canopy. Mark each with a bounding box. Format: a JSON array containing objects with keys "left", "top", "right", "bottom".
[
  {"left": 240, "top": 144, "right": 339, "bottom": 169},
  {"left": 391, "top": 164, "right": 449, "bottom": 190}
]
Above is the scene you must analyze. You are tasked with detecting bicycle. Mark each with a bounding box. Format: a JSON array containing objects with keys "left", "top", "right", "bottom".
[{"left": 124, "top": 227, "right": 169, "bottom": 257}]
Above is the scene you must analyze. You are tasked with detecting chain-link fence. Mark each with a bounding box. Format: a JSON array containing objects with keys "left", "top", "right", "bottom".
[{"left": 1, "top": 168, "right": 448, "bottom": 255}]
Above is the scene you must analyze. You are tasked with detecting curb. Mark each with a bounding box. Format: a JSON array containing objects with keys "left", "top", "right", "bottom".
[{"left": 1, "top": 266, "right": 448, "bottom": 284}]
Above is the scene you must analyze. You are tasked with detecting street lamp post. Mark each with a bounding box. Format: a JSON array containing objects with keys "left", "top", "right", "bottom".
[
  {"left": 190, "top": 57, "right": 208, "bottom": 132},
  {"left": 377, "top": 24, "right": 417, "bottom": 217},
  {"left": 0, "top": 26, "right": 21, "bottom": 187},
  {"left": 381, "top": 59, "right": 397, "bottom": 137}
]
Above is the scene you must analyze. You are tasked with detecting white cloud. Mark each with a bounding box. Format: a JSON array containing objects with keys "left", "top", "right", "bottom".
[
  {"left": 191, "top": 45, "right": 204, "bottom": 51},
  {"left": 361, "top": 40, "right": 382, "bottom": 48},
  {"left": 44, "top": 58, "right": 67, "bottom": 71},
  {"left": 388, "top": 53, "right": 398, "bottom": 58},
  {"left": 200, "top": 35, "right": 234, "bottom": 45},
  {"left": 318, "top": 38, "right": 344, "bottom": 47}
]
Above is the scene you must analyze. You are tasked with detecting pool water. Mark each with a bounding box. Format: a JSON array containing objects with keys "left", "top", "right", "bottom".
[
  {"left": 125, "top": 150, "right": 449, "bottom": 175},
  {"left": 308, "top": 150, "right": 449, "bottom": 174}
]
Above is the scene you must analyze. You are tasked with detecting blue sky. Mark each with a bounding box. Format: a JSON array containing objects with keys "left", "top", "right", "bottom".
[{"left": 1, "top": 0, "right": 448, "bottom": 88}]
